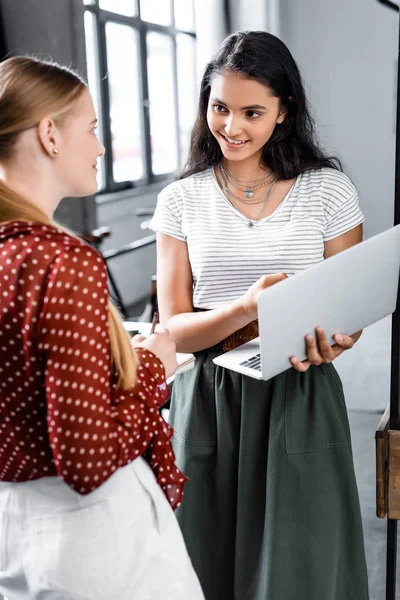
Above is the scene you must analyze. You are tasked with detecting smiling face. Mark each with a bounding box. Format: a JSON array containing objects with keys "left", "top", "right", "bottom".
[{"left": 206, "top": 70, "right": 287, "bottom": 166}]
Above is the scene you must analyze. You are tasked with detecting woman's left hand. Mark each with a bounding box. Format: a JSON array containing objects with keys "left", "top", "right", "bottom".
[{"left": 289, "top": 327, "right": 361, "bottom": 373}]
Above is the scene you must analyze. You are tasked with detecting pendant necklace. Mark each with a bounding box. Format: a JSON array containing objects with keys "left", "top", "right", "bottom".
[
  {"left": 246, "top": 179, "right": 278, "bottom": 227},
  {"left": 218, "top": 164, "right": 279, "bottom": 227},
  {"left": 219, "top": 167, "right": 267, "bottom": 205},
  {"left": 220, "top": 163, "right": 274, "bottom": 198}
]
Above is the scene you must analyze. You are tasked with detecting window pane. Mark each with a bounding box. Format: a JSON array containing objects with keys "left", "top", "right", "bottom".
[
  {"left": 176, "top": 34, "right": 197, "bottom": 167},
  {"left": 106, "top": 23, "right": 144, "bottom": 182},
  {"left": 83, "top": 0, "right": 95, "bottom": 5},
  {"left": 99, "top": 0, "right": 137, "bottom": 16},
  {"left": 147, "top": 32, "right": 178, "bottom": 175},
  {"left": 84, "top": 11, "right": 106, "bottom": 190},
  {"left": 174, "top": 0, "right": 195, "bottom": 31},
  {"left": 140, "top": 0, "right": 171, "bottom": 26}
]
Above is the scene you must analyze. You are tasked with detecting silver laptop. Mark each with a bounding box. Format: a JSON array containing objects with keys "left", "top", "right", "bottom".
[{"left": 213, "top": 224, "right": 400, "bottom": 381}]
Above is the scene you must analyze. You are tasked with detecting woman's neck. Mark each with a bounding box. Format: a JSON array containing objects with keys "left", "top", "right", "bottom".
[
  {"left": 0, "top": 163, "right": 61, "bottom": 218},
  {"left": 221, "top": 156, "right": 273, "bottom": 182}
]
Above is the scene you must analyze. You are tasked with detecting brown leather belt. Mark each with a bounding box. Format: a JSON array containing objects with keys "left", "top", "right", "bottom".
[{"left": 194, "top": 308, "right": 259, "bottom": 352}]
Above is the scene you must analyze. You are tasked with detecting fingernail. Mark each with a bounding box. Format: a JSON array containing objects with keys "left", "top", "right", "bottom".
[{"left": 336, "top": 335, "right": 343, "bottom": 343}]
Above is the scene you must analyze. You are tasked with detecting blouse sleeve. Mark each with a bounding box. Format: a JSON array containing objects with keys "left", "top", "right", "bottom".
[
  {"left": 150, "top": 183, "right": 186, "bottom": 241},
  {"left": 36, "top": 242, "right": 187, "bottom": 508},
  {"left": 323, "top": 187, "right": 365, "bottom": 242}
]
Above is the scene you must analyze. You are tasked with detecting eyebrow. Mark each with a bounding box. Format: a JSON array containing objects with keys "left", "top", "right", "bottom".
[{"left": 211, "top": 98, "right": 266, "bottom": 110}]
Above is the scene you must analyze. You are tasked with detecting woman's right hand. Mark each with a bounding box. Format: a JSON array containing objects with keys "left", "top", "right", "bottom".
[
  {"left": 239, "top": 273, "right": 288, "bottom": 321},
  {"left": 132, "top": 328, "right": 178, "bottom": 380}
]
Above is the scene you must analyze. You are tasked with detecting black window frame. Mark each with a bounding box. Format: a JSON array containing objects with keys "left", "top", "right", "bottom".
[{"left": 83, "top": 0, "right": 196, "bottom": 195}]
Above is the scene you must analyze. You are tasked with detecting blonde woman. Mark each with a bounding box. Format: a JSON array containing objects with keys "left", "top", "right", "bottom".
[{"left": 0, "top": 56, "right": 204, "bottom": 600}]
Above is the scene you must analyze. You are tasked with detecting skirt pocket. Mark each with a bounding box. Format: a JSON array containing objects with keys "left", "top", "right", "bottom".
[
  {"left": 284, "top": 363, "right": 348, "bottom": 454},
  {"left": 169, "top": 352, "right": 217, "bottom": 447}
]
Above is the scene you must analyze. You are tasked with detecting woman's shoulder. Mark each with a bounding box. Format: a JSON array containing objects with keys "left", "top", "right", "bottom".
[
  {"left": 159, "top": 168, "right": 214, "bottom": 201},
  {"left": 0, "top": 220, "right": 101, "bottom": 265},
  {"left": 1, "top": 220, "right": 82, "bottom": 243},
  {"left": 299, "top": 168, "right": 357, "bottom": 197}
]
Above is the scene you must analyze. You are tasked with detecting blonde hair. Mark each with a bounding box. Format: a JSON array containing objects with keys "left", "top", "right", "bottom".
[{"left": 0, "top": 56, "right": 138, "bottom": 390}]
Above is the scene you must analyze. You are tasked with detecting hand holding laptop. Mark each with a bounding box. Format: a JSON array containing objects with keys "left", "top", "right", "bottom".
[
  {"left": 237, "top": 271, "right": 356, "bottom": 370},
  {"left": 239, "top": 272, "right": 288, "bottom": 321},
  {"left": 289, "top": 325, "right": 359, "bottom": 372},
  {"left": 214, "top": 224, "right": 400, "bottom": 381}
]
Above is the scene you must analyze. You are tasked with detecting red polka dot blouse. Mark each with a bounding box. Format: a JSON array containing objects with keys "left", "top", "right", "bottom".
[{"left": 0, "top": 221, "right": 187, "bottom": 509}]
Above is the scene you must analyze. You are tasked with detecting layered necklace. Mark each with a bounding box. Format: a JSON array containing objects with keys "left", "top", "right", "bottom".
[
  {"left": 218, "top": 164, "right": 278, "bottom": 227},
  {"left": 220, "top": 162, "right": 275, "bottom": 198}
]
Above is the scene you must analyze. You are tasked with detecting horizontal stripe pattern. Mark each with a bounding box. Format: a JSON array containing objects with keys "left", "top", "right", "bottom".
[{"left": 151, "top": 168, "right": 365, "bottom": 309}]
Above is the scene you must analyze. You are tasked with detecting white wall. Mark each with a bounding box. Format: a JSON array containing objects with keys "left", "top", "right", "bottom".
[
  {"left": 229, "top": 0, "right": 268, "bottom": 31},
  {"left": 280, "top": 0, "right": 399, "bottom": 238},
  {"left": 194, "top": 0, "right": 271, "bottom": 81},
  {"left": 194, "top": 0, "right": 227, "bottom": 80}
]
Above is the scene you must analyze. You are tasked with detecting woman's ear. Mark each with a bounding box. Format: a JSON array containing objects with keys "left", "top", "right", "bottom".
[
  {"left": 277, "top": 97, "right": 292, "bottom": 124},
  {"left": 37, "top": 117, "right": 60, "bottom": 158},
  {"left": 277, "top": 105, "right": 288, "bottom": 125}
]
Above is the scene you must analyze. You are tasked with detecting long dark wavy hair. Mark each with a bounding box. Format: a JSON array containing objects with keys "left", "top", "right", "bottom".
[{"left": 181, "top": 31, "right": 341, "bottom": 180}]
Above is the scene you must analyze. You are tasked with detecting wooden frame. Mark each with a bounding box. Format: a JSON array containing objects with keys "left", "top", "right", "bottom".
[{"left": 376, "top": 404, "right": 400, "bottom": 521}]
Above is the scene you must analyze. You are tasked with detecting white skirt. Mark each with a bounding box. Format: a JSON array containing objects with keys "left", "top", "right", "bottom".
[{"left": 0, "top": 457, "right": 205, "bottom": 600}]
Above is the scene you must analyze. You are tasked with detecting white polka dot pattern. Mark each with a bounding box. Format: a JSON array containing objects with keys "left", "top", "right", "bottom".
[{"left": 0, "top": 221, "right": 187, "bottom": 509}]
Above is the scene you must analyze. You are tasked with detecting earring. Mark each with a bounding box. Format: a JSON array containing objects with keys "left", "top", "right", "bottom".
[{"left": 53, "top": 148, "right": 59, "bottom": 155}]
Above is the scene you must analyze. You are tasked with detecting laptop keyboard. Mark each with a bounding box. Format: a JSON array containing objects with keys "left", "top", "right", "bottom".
[{"left": 240, "top": 353, "right": 262, "bottom": 371}]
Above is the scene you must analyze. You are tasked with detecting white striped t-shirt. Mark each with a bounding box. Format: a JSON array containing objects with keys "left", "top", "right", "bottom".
[{"left": 151, "top": 167, "right": 365, "bottom": 309}]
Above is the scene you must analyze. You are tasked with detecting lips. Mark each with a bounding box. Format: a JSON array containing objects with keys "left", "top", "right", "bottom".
[{"left": 219, "top": 132, "right": 249, "bottom": 147}]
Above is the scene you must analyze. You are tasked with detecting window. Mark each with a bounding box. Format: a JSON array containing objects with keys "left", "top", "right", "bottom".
[{"left": 83, "top": 0, "right": 196, "bottom": 194}]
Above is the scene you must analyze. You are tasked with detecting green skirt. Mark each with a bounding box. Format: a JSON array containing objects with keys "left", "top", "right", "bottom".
[{"left": 169, "top": 350, "right": 369, "bottom": 600}]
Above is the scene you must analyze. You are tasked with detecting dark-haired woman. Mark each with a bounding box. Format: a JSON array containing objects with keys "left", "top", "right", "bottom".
[{"left": 152, "top": 31, "right": 369, "bottom": 600}]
